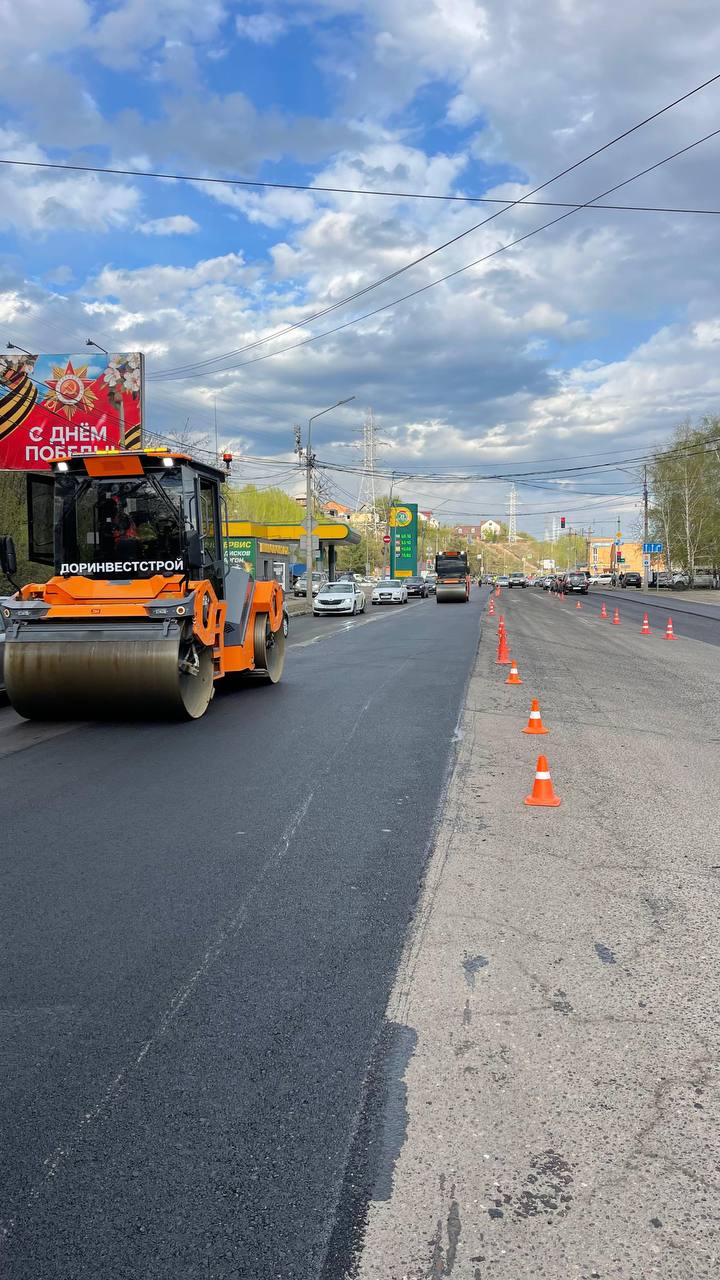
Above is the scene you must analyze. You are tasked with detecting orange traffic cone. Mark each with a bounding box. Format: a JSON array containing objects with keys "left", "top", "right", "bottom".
[
  {"left": 488, "top": 598, "right": 495, "bottom": 615},
  {"left": 495, "top": 586, "right": 500, "bottom": 597},
  {"left": 499, "top": 614, "right": 505, "bottom": 628},
  {"left": 496, "top": 630, "right": 511, "bottom": 664},
  {"left": 524, "top": 755, "right": 561, "bottom": 807},
  {"left": 612, "top": 607, "right": 620, "bottom": 625},
  {"left": 505, "top": 659, "right": 522, "bottom": 685},
  {"left": 522, "top": 698, "right": 548, "bottom": 735},
  {"left": 600, "top": 601, "right": 608, "bottom": 619},
  {"left": 641, "top": 612, "right": 651, "bottom": 635},
  {"left": 576, "top": 600, "right": 582, "bottom": 610},
  {"left": 664, "top": 616, "right": 676, "bottom": 641}
]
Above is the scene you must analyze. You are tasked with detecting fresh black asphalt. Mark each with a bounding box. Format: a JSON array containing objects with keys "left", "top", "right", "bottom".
[
  {"left": 574, "top": 587, "right": 720, "bottom": 646},
  {"left": 0, "top": 591, "right": 484, "bottom": 1279}
]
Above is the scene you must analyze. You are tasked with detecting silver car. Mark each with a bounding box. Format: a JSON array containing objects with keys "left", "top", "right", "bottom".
[
  {"left": 371, "top": 579, "right": 408, "bottom": 605},
  {"left": 313, "top": 580, "right": 366, "bottom": 615}
]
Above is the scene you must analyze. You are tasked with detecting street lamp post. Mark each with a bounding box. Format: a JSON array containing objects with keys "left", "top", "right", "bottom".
[
  {"left": 642, "top": 464, "right": 649, "bottom": 592},
  {"left": 305, "top": 397, "right": 355, "bottom": 606}
]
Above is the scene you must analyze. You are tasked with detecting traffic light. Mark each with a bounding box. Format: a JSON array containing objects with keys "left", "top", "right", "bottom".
[{"left": 560, "top": 516, "right": 566, "bottom": 529}]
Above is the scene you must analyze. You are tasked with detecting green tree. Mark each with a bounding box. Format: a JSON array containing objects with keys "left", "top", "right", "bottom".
[
  {"left": 226, "top": 484, "right": 304, "bottom": 523},
  {"left": 0, "top": 471, "right": 53, "bottom": 590},
  {"left": 649, "top": 418, "right": 720, "bottom": 576}
]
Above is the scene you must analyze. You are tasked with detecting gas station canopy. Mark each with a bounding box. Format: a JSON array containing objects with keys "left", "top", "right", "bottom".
[{"left": 225, "top": 520, "right": 360, "bottom": 547}]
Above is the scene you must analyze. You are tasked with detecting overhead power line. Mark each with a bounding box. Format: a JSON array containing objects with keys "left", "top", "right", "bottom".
[
  {"left": 152, "top": 125, "right": 720, "bottom": 382},
  {"left": 1, "top": 153, "right": 719, "bottom": 219},
  {"left": 311, "top": 434, "right": 720, "bottom": 484},
  {"left": 147, "top": 70, "right": 720, "bottom": 380}
]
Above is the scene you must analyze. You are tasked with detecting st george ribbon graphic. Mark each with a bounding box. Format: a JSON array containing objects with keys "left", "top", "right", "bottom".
[{"left": 0, "top": 352, "right": 143, "bottom": 469}]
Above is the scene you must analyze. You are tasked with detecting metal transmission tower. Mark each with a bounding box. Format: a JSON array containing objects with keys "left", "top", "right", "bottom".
[
  {"left": 506, "top": 484, "right": 519, "bottom": 543},
  {"left": 355, "top": 410, "right": 378, "bottom": 522}
]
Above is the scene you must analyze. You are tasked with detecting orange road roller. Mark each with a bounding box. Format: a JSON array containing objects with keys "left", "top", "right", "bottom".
[{"left": 0, "top": 450, "right": 285, "bottom": 719}]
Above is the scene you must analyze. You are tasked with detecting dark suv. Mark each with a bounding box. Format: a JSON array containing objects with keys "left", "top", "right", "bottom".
[
  {"left": 620, "top": 572, "right": 642, "bottom": 588},
  {"left": 564, "top": 572, "right": 588, "bottom": 594}
]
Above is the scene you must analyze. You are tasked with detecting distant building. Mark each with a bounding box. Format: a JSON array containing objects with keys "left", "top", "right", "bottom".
[
  {"left": 480, "top": 519, "right": 502, "bottom": 539},
  {"left": 350, "top": 510, "right": 374, "bottom": 528},
  {"left": 454, "top": 524, "right": 480, "bottom": 541},
  {"left": 420, "top": 510, "right": 439, "bottom": 529},
  {"left": 321, "top": 500, "right": 351, "bottom": 519},
  {"left": 588, "top": 537, "right": 645, "bottom": 574},
  {"left": 452, "top": 520, "right": 502, "bottom": 542}
]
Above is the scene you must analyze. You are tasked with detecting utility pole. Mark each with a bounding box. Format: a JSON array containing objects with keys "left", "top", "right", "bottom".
[
  {"left": 304, "top": 397, "right": 355, "bottom": 606},
  {"left": 642, "top": 464, "right": 649, "bottom": 592}
]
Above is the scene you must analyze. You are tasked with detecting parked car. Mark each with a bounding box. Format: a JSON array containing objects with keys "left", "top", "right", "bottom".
[
  {"left": 497, "top": 575, "right": 510, "bottom": 586},
  {"left": 589, "top": 572, "right": 613, "bottom": 586},
  {"left": 371, "top": 579, "right": 408, "bottom": 605},
  {"left": 507, "top": 572, "right": 527, "bottom": 589},
  {"left": 650, "top": 570, "right": 673, "bottom": 588},
  {"left": 404, "top": 576, "right": 429, "bottom": 597},
  {"left": 313, "top": 580, "right": 366, "bottom": 616},
  {"left": 541, "top": 576, "right": 554, "bottom": 590},
  {"left": 565, "top": 572, "right": 589, "bottom": 594},
  {"left": 294, "top": 572, "right": 327, "bottom": 597},
  {"left": 620, "top": 571, "right": 642, "bottom": 588}
]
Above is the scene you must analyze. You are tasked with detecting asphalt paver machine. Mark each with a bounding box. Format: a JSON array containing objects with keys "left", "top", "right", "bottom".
[{"left": 0, "top": 450, "right": 285, "bottom": 719}]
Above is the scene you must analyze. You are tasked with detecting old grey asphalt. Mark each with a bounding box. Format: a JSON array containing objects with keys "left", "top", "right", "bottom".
[
  {"left": 353, "top": 586, "right": 720, "bottom": 1279},
  {"left": 0, "top": 589, "right": 485, "bottom": 1279}
]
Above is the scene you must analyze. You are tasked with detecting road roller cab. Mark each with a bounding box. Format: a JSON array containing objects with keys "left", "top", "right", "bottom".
[
  {"left": 434, "top": 550, "right": 471, "bottom": 603},
  {"left": 0, "top": 450, "right": 285, "bottom": 720}
]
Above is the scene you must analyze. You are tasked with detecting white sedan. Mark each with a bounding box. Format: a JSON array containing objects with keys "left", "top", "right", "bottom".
[
  {"left": 371, "top": 579, "right": 408, "bottom": 605},
  {"left": 313, "top": 580, "right": 366, "bottom": 616}
]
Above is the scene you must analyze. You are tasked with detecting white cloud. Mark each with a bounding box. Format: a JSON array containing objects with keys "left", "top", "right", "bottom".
[
  {"left": 0, "top": 0, "right": 91, "bottom": 58},
  {"left": 0, "top": 128, "right": 140, "bottom": 234},
  {"left": 3, "top": 0, "right": 720, "bottom": 534},
  {"left": 235, "top": 13, "right": 287, "bottom": 43},
  {"left": 138, "top": 214, "right": 200, "bottom": 235},
  {"left": 91, "top": 0, "right": 227, "bottom": 67}
]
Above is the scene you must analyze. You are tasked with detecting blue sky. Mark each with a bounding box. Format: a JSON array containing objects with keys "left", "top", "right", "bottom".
[{"left": 2, "top": 0, "right": 720, "bottom": 534}]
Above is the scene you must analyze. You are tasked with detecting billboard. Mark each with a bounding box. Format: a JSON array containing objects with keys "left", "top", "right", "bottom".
[
  {"left": 0, "top": 352, "right": 143, "bottom": 470},
  {"left": 389, "top": 503, "right": 418, "bottom": 578}
]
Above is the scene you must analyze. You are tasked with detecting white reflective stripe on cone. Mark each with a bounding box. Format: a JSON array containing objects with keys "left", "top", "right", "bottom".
[{"left": 535, "top": 771, "right": 551, "bottom": 780}]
